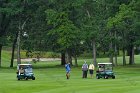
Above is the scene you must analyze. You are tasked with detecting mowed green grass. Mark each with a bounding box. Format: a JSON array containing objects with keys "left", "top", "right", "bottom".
[
  {"left": 0, "top": 65, "right": 140, "bottom": 93},
  {"left": 1, "top": 50, "right": 140, "bottom": 93}
]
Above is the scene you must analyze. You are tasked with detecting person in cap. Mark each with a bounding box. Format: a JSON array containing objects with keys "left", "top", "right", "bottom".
[{"left": 82, "top": 61, "right": 88, "bottom": 78}]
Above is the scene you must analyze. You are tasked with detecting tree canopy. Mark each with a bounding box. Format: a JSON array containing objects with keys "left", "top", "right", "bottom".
[{"left": 0, "top": 0, "right": 140, "bottom": 67}]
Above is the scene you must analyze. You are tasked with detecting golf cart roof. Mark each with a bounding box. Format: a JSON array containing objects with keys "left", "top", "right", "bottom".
[
  {"left": 98, "top": 63, "right": 112, "bottom": 65},
  {"left": 18, "top": 64, "right": 32, "bottom": 66}
]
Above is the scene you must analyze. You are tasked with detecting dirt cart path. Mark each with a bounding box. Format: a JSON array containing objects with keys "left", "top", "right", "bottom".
[{"left": 15, "top": 58, "right": 61, "bottom": 62}]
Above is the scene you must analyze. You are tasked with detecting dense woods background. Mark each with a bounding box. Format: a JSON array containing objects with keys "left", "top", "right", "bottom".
[{"left": 0, "top": 0, "right": 140, "bottom": 67}]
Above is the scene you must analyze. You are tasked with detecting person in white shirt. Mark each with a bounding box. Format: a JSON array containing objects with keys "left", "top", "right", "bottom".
[
  {"left": 89, "top": 62, "right": 95, "bottom": 78},
  {"left": 19, "top": 67, "right": 25, "bottom": 75}
]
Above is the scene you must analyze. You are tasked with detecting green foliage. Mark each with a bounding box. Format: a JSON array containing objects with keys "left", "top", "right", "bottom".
[
  {"left": 46, "top": 9, "right": 80, "bottom": 51},
  {"left": 0, "top": 1, "right": 22, "bottom": 15},
  {"left": 107, "top": 1, "right": 140, "bottom": 48},
  {"left": 20, "top": 51, "right": 60, "bottom": 59},
  {"left": 45, "top": 52, "right": 60, "bottom": 58},
  {"left": 0, "top": 36, "right": 7, "bottom": 45},
  {"left": 107, "top": 4, "right": 135, "bottom": 29},
  {"left": 1, "top": 0, "right": 140, "bottom": 66}
]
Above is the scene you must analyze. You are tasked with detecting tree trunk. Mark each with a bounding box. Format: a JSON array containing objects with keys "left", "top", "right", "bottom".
[
  {"left": 129, "top": 45, "right": 135, "bottom": 65},
  {"left": 92, "top": 39, "right": 97, "bottom": 67},
  {"left": 126, "top": 48, "right": 130, "bottom": 56},
  {"left": 65, "top": 49, "right": 72, "bottom": 65},
  {"left": 114, "top": 44, "right": 117, "bottom": 66},
  {"left": 86, "top": 9, "right": 97, "bottom": 66},
  {"left": 16, "top": 18, "right": 28, "bottom": 64},
  {"left": 114, "top": 31, "right": 117, "bottom": 66},
  {"left": 69, "top": 51, "right": 72, "bottom": 65},
  {"left": 10, "top": 32, "right": 18, "bottom": 67},
  {"left": 73, "top": 50, "right": 78, "bottom": 66},
  {"left": 117, "top": 47, "right": 120, "bottom": 55},
  {"left": 0, "top": 44, "right": 2, "bottom": 67},
  {"left": 109, "top": 42, "right": 114, "bottom": 64},
  {"left": 103, "top": 51, "right": 106, "bottom": 55},
  {"left": 109, "top": 32, "right": 114, "bottom": 65},
  {"left": 61, "top": 52, "right": 66, "bottom": 65},
  {"left": 17, "top": 30, "right": 21, "bottom": 64},
  {"left": 109, "top": 50, "right": 114, "bottom": 65},
  {"left": 132, "top": 46, "right": 135, "bottom": 64},
  {"left": 122, "top": 30, "right": 126, "bottom": 65},
  {"left": 65, "top": 50, "right": 69, "bottom": 64},
  {"left": 122, "top": 47, "right": 126, "bottom": 65},
  {"left": 74, "top": 55, "right": 78, "bottom": 66}
]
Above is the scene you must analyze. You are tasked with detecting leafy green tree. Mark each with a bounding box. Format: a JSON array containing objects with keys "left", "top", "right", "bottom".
[
  {"left": 81, "top": 0, "right": 115, "bottom": 66},
  {"left": 0, "top": 0, "right": 23, "bottom": 67},
  {"left": 9, "top": 0, "right": 32, "bottom": 67},
  {"left": 107, "top": 0, "right": 140, "bottom": 65},
  {"left": 46, "top": 9, "right": 80, "bottom": 65}
]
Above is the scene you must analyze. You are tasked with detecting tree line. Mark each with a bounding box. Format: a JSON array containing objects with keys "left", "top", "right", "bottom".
[{"left": 0, "top": 0, "right": 140, "bottom": 67}]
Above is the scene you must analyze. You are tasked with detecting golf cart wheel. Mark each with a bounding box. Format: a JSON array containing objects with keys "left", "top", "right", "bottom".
[
  {"left": 104, "top": 75, "right": 108, "bottom": 79},
  {"left": 17, "top": 76, "right": 20, "bottom": 80},
  {"left": 96, "top": 75, "right": 100, "bottom": 79},
  {"left": 17, "top": 78, "right": 20, "bottom": 80},
  {"left": 32, "top": 77, "right": 35, "bottom": 80},
  {"left": 25, "top": 77, "right": 28, "bottom": 80},
  {"left": 112, "top": 76, "right": 115, "bottom": 79}
]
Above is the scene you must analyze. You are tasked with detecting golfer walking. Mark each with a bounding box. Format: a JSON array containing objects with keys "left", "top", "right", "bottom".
[{"left": 65, "top": 63, "right": 71, "bottom": 79}]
